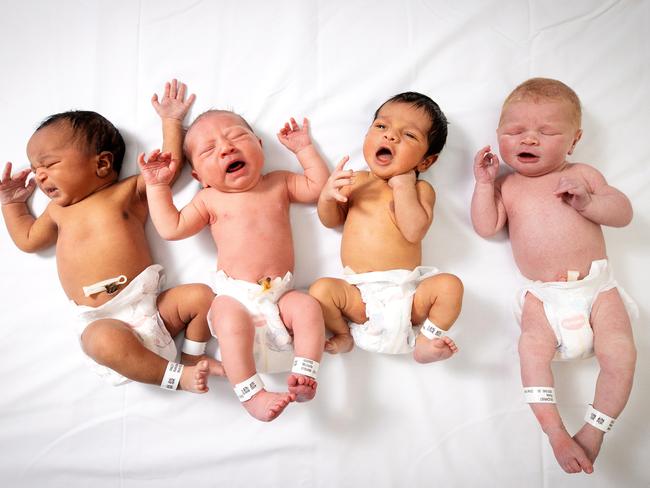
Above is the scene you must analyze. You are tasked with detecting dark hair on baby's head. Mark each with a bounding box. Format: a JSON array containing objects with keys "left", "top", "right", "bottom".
[
  {"left": 374, "top": 92, "right": 448, "bottom": 158},
  {"left": 37, "top": 111, "right": 126, "bottom": 175}
]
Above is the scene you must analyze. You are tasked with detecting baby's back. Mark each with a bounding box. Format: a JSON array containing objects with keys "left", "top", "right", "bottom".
[{"left": 502, "top": 164, "right": 606, "bottom": 281}]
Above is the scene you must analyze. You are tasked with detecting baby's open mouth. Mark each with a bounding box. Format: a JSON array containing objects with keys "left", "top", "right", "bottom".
[
  {"left": 226, "top": 161, "right": 245, "bottom": 173},
  {"left": 376, "top": 147, "right": 393, "bottom": 162},
  {"left": 518, "top": 152, "right": 538, "bottom": 159}
]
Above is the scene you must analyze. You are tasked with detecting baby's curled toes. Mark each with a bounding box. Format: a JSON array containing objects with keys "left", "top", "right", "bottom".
[{"left": 288, "top": 373, "right": 318, "bottom": 402}]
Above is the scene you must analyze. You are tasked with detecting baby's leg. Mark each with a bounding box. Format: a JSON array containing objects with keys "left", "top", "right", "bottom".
[
  {"left": 309, "top": 277, "right": 367, "bottom": 354},
  {"left": 573, "top": 288, "right": 636, "bottom": 463},
  {"left": 411, "top": 273, "right": 463, "bottom": 363},
  {"left": 279, "top": 290, "right": 325, "bottom": 402},
  {"left": 519, "top": 293, "right": 593, "bottom": 474},
  {"left": 81, "top": 319, "right": 212, "bottom": 393},
  {"left": 210, "top": 296, "right": 294, "bottom": 421},
  {"left": 157, "top": 284, "right": 224, "bottom": 374}
]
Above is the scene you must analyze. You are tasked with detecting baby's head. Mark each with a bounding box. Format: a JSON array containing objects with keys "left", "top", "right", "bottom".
[
  {"left": 184, "top": 110, "right": 264, "bottom": 192},
  {"left": 27, "top": 111, "right": 125, "bottom": 206},
  {"left": 363, "top": 92, "right": 448, "bottom": 180},
  {"left": 497, "top": 78, "right": 583, "bottom": 176}
]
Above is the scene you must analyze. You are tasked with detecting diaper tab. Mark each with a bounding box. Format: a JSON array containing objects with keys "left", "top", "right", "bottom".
[
  {"left": 83, "top": 275, "right": 128, "bottom": 297},
  {"left": 235, "top": 373, "right": 264, "bottom": 402},
  {"left": 291, "top": 357, "right": 319, "bottom": 379},
  {"left": 584, "top": 404, "right": 615, "bottom": 432},
  {"left": 161, "top": 362, "right": 184, "bottom": 390},
  {"left": 523, "top": 386, "right": 556, "bottom": 403}
]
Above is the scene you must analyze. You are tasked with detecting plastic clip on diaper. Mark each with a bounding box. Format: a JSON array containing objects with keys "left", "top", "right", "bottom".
[
  {"left": 235, "top": 373, "right": 264, "bottom": 402},
  {"left": 291, "top": 357, "right": 319, "bottom": 379},
  {"left": 420, "top": 319, "right": 445, "bottom": 340},
  {"left": 258, "top": 277, "right": 272, "bottom": 292},
  {"left": 181, "top": 338, "right": 207, "bottom": 356},
  {"left": 584, "top": 404, "right": 615, "bottom": 432},
  {"left": 82, "top": 275, "right": 128, "bottom": 297},
  {"left": 161, "top": 362, "right": 184, "bottom": 390},
  {"left": 523, "top": 386, "right": 556, "bottom": 403},
  {"left": 567, "top": 270, "right": 580, "bottom": 281}
]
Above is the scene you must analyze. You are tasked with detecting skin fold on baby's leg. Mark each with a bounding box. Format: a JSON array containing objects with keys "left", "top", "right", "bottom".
[
  {"left": 519, "top": 293, "right": 593, "bottom": 474},
  {"left": 572, "top": 288, "right": 636, "bottom": 463},
  {"left": 279, "top": 290, "right": 325, "bottom": 401},
  {"left": 309, "top": 277, "right": 367, "bottom": 354},
  {"left": 82, "top": 319, "right": 213, "bottom": 393},
  {"left": 157, "top": 284, "right": 225, "bottom": 381},
  {"left": 411, "top": 274, "right": 463, "bottom": 363},
  {"left": 210, "top": 296, "right": 294, "bottom": 421}
]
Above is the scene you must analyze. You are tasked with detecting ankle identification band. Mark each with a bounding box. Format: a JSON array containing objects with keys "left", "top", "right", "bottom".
[
  {"left": 182, "top": 338, "right": 207, "bottom": 356},
  {"left": 161, "top": 362, "right": 184, "bottom": 390},
  {"left": 83, "top": 275, "right": 128, "bottom": 297},
  {"left": 585, "top": 404, "right": 615, "bottom": 432},
  {"left": 420, "top": 319, "right": 445, "bottom": 340},
  {"left": 235, "top": 374, "right": 264, "bottom": 402},
  {"left": 523, "top": 386, "right": 556, "bottom": 403},
  {"left": 291, "top": 357, "right": 319, "bottom": 379}
]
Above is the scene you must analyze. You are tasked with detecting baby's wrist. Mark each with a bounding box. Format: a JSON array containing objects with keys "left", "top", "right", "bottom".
[{"left": 294, "top": 142, "right": 315, "bottom": 156}]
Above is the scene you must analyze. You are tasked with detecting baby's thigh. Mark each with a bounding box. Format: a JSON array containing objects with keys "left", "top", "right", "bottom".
[
  {"left": 309, "top": 277, "right": 367, "bottom": 323},
  {"left": 156, "top": 283, "right": 214, "bottom": 336},
  {"left": 519, "top": 292, "right": 558, "bottom": 358},
  {"left": 208, "top": 295, "right": 253, "bottom": 336},
  {"left": 278, "top": 290, "right": 322, "bottom": 326},
  {"left": 411, "top": 273, "right": 463, "bottom": 323},
  {"left": 81, "top": 318, "right": 138, "bottom": 359},
  {"left": 591, "top": 288, "right": 635, "bottom": 359}
]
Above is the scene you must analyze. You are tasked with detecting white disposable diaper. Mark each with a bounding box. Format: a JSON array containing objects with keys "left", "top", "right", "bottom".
[
  {"left": 344, "top": 266, "right": 440, "bottom": 354},
  {"left": 515, "top": 259, "right": 638, "bottom": 361},
  {"left": 71, "top": 264, "right": 176, "bottom": 385},
  {"left": 211, "top": 270, "right": 294, "bottom": 373}
]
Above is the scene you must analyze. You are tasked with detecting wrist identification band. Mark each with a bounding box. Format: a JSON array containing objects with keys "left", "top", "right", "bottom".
[
  {"left": 83, "top": 275, "right": 128, "bottom": 297},
  {"left": 420, "top": 319, "right": 445, "bottom": 340},
  {"left": 235, "top": 373, "right": 264, "bottom": 402},
  {"left": 291, "top": 357, "right": 319, "bottom": 379},
  {"left": 161, "top": 362, "right": 184, "bottom": 390},
  {"left": 585, "top": 404, "right": 615, "bottom": 432},
  {"left": 182, "top": 338, "right": 207, "bottom": 355},
  {"left": 523, "top": 386, "right": 556, "bottom": 404}
]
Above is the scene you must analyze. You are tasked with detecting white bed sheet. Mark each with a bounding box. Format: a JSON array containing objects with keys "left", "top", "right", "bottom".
[{"left": 0, "top": 1, "right": 648, "bottom": 487}]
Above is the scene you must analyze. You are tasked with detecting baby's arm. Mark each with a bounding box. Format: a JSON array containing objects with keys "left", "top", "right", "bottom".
[
  {"left": 317, "top": 156, "right": 352, "bottom": 228},
  {"left": 0, "top": 162, "right": 57, "bottom": 252},
  {"left": 471, "top": 146, "right": 507, "bottom": 237},
  {"left": 277, "top": 118, "right": 330, "bottom": 203},
  {"left": 388, "top": 171, "right": 434, "bottom": 243},
  {"left": 137, "top": 79, "right": 195, "bottom": 195},
  {"left": 554, "top": 164, "right": 632, "bottom": 227},
  {"left": 138, "top": 151, "right": 209, "bottom": 240}
]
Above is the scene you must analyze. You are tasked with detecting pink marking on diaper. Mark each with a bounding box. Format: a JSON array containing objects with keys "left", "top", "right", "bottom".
[
  {"left": 129, "top": 317, "right": 147, "bottom": 329},
  {"left": 252, "top": 315, "right": 267, "bottom": 328},
  {"left": 561, "top": 314, "right": 588, "bottom": 330}
]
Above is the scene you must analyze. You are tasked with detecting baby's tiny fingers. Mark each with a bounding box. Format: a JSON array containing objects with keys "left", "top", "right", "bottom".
[
  {"left": 2, "top": 162, "right": 13, "bottom": 181},
  {"left": 335, "top": 155, "right": 350, "bottom": 172}
]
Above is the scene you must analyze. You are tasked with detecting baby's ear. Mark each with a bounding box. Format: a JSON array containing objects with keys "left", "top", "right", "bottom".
[
  {"left": 567, "top": 129, "right": 583, "bottom": 155},
  {"left": 417, "top": 154, "right": 438, "bottom": 173},
  {"left": 96, "top": 151, "right": 114, "bottom": 177},
  {"left": 191, "top": 169, "right": 207, "bottom": 188}
]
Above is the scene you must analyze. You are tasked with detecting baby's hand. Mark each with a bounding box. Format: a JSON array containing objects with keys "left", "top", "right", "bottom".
[
  {"left": 138, "top": 150, "right": 177, "bottom": 186},
  {"left": 554, "top": 176, "right": 592, "bottom": 211},
  {"left": 277, "top": 117, "right": 312, "bottom": 154},
  {"left": 0, "top": 162, "right": 36, "bottom": 205},
  {"left": 474, "top": 145, "right": 499, "bottom": 184},
  {"left": 322, "top": 156, "right": 352, "bottom": 203},
  {"left": 388, "top": 170, "right": 417, "bottom": 189},
  {"left": 151, "top": 79, "right": 196, "bottom": 121}
]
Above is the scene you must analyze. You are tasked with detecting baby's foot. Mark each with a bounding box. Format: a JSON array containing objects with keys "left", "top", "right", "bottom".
[
  {"left": 179, "top": 359, "right": 221, "bottom": 393},
  {"left": 242, "top": 389, "right": 295, "bottom": 422},
  {"left": 182, "top": 354, "right": 226, "bottom": 377},
  {"left": 414, "top": 336, "right": 458, "bottom": 363},
  {"left": 325, "top": 333, "right": 354, "bottom": 354},
  {"left": 547, "top": 428, "right": 594, "bottom": 474},
  {"left": 573, "top": 424, "right": 605, "bottom": 464},
  {"left": 288, "top": 373, "right": 318, "bottom": 402}
]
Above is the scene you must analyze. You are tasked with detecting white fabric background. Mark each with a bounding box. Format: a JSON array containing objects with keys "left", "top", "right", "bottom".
[{"left": 0, "top": 1, "right": 648, "bottom": 487}]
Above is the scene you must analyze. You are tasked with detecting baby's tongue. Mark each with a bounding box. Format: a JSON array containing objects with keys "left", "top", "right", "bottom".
[{"left": 377, "top": 151, "right": 392, "bottom": 163}]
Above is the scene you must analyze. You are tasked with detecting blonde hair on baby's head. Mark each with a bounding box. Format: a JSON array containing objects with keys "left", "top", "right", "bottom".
[{"left": 503, "top": 77, "right": 582, "bottom": 126}]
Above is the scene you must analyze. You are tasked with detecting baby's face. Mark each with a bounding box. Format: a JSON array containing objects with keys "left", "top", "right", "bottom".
[
  {"left": 497, "top": 99, "right": 582, "bottom": 177},
  {"left": 186, "top": 112, "right": 264, "bottom": 192},
  {"left": 27, "top": 122, "right": 103, "bottom": 207},
  {"left": 362, "top": 102, "right": 435, "bottom": 180}
]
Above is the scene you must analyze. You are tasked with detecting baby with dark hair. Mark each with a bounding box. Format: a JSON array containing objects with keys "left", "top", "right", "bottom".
[
  {"left": 310, "top": 92, "right": 464, "bottom": 362},
  {"left": 0, "top": 80, "right": 224, "bottom": 392}
]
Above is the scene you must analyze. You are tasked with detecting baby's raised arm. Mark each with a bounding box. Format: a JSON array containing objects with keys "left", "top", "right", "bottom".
[
  {"left": 0, "top": 162, "right": 57, "bottom": 252},
  {"left": 277, "top": 118, "right": 330, "bottom": 203},
  {"left": 138, "top": 151, "right": 209, "bottom": 240},
  {"left": 388, "top": 171, "right": 435, "bottom": 243},
  {"left": 554, "top": 164, "right": 632, "bottom": 227},
  {"left": 471, "top": 145, "right": 508, "bottom": 237},
  {"left": 317, "top": 156, "right": 352, "bottom": 228}
]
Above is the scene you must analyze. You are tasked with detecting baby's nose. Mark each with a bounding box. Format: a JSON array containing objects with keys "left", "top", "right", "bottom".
[
  {"left": 219, "top": 144, "right": 236, "bottom": 157},
  {"left": 34, "top": 167, "right": 47, "bottom": 181}
]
